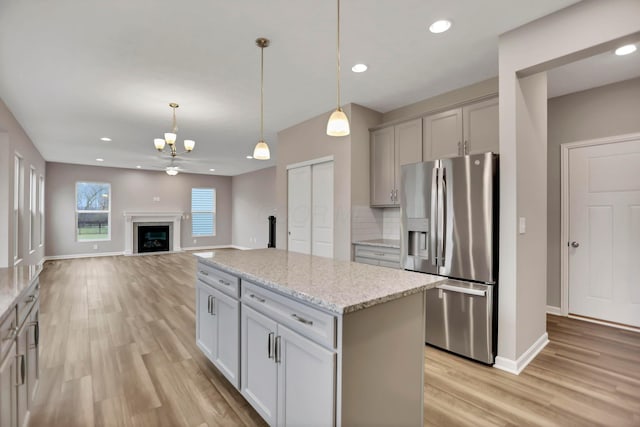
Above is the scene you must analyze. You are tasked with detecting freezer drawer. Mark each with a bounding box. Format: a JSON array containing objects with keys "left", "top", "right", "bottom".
[{"left": 425, "top": 280, "right": 495, "bottom": 364}]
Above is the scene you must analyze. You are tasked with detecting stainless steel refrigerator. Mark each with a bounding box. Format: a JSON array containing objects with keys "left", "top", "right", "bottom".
[{"left": 400, "top": 152, "right": 498, "bottom": 364}]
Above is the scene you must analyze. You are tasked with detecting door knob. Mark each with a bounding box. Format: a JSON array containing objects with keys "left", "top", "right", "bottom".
[{"left": 570, "top": 241, "right": 580, "bottom": 248}]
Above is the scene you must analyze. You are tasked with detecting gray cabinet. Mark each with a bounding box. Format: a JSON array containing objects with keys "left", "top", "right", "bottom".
[
  {"left": 463, "top": 97, "right": 499, "bottom": 155},
  {"left": 353, "top": 244, "right": 400, "bottom": 269},
  {"left": 423, "top": 97, "right": 498, "bottom": 161},
  {"left": 371, "top": 119, "right": 422, "bottom": 206},
  {"left": 0, "top": 277, "right": 39, "bottom": 427},
  {"left": 241, "top": 282, "right": 337, "bottom": 427},
  {"left": 195, "top": 262, "right": 240, "bottom": 389},
  {"left": 0, "top": 342, "right": 17, "bottom": 427},
  {"left": 423, "top": 108, "right": 463, "bottom": 160}
]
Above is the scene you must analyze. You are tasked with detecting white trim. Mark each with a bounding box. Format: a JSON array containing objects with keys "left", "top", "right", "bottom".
[
  {"left": 567, "top": 314, "right": 640, "bottom": 333},
  {"left": 494, "top": 332, "right": 549, "bottom": 375},
  {"left": 286, "top": 155, "right": 334, "bottom": 170},
  {"left": 546, "top": 305, "right": 562, "bottom": 316},
  {"left": 44, "top": 251, "right": 124, "bottom": 261},
  {"left": 123, "top": 212, "right": 183, "bottom": 255},
  {"left": 560, "top": 132, "right": 640, "bottom": 317}
]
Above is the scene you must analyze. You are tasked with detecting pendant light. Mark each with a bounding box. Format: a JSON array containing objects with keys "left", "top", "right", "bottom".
[
  {"left": 326, "top": 0, "right": 350, "bottom": 136},
  {"left": 253, "top": 38, "right": 271, "bottom": 160}
]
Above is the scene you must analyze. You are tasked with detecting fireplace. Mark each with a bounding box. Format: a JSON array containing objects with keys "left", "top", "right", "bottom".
[
  {"left": 137, "top": 224, "right": 171, "bottom": 253},
  {"left": 123, "top": 212, "right": 183, "bottom": 255}
]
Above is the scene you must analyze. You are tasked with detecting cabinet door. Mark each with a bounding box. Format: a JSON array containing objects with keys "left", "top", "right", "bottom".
[
  {"left": 196, "top": 281, "right": 217, "bottom": 362},
  {"left": 394, "top": 118, "right": 423, "bottom": 204},
  {"left": 463, "top": 98, "right": 499, "bottom": 155},
  {"left": 27, "top": 307, "right": 39, "bottom": 407},
  {"left": 241, "top": 305, "right": 278, "bottom": 426},
  {"left": 423, "top": 108, "right": 463, "bottom": 161},
  {"left": 277, "top": 325, "right": 335, "bottom": 427},
  {"left": 370, "top": 126, "right": 396, "bottom": 206},
  {"left": 0, "top": 343, "right": 17, "bottom": 427},
  {"left": 212, "top": 289, "right": 239, "bottom": 388},
  {"left": 16, "top": 325, "right": 27, "bottom": 427}
]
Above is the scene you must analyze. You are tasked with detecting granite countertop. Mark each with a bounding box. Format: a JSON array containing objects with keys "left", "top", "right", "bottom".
[
  {"left": 353, "top": 239, "right": 401, "bottom": 249},
  {"left": 195, "top": 249, "right": 442, "bottom": 314},
  {"left": 0, "top": 264, "right": 42, "bottom": 320}
]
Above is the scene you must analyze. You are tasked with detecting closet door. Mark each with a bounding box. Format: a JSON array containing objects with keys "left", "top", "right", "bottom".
[
  {"left": 311, "top": 162, "right": 334, "bottom": 258},
  {"left": 287, "top": 166, "right": 312, "bottom": 255}
]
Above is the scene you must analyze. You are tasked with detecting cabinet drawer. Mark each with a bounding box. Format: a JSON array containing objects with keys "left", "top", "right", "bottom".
[
  {"left": 17, "top": 280, "right": 39, "bottom": 328},
  {"left": 354, "top": 245, "right": 400, "bottom": 262},
  {"left": 242, "top": 281, "right": 336, "bottom": 349},
  {"left": 1, "top": 307, "right": 17, "bottom": 360},
  {"left": 197, "top": 261, "right": 240, "bottom": 298}
]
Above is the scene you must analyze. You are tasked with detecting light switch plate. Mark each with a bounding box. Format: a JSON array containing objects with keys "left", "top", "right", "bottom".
[{"left": 518, "top": 217, "right": 526, "bottom": 234}]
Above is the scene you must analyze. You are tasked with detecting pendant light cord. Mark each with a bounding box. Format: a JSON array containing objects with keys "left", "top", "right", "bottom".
[
  {"left": 336, "top": 0, "right": 341, "bottom": 110},
  {"left": 260, "top": 43, "right": 264, "bottom": 141}
]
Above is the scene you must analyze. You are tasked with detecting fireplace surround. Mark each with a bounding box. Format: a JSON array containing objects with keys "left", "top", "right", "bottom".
[{"left": 124, "top": 212, "right": 183, "bottom": 255}]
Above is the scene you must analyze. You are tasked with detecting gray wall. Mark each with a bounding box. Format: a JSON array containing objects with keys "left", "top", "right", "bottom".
[
  {"left": 547, "top": 76, "right": 640, "bottom": 308},
  {"left": 231, "top": 166, "right": 277, "bottom": 249},
  {"left": 45, "top": 162, "right": 232, "bottom": 257},
  {"left": 0, "top": 98, "right": 46, "bottom": 267},
  {"left": 275, "top": 103, "right": 381, "bottom": 261}
]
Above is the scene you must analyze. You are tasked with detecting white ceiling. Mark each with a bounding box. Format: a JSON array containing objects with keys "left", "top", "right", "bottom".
[
  {"left": 0, "top": 0, "right": 582, "bottom": 176},
  {"left": 547, "top": 43, "right": 640, "bottom": 98}
]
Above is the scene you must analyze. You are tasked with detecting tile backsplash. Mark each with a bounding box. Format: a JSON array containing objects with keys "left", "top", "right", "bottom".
[
  {"left": 382, "top": 207, "right": 400, "bottom": 240},
  {"left": 351, "top": 206, "right": 400, "bottom": 242}
]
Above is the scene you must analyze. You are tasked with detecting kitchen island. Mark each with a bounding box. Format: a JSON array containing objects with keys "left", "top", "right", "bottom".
[{"left": 194, "top": 249, "right": 443, "bottom": 427}]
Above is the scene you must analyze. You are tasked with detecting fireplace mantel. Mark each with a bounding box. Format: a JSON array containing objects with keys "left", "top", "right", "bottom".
[{"left": 123, "top": 212, "right": 183, "bottom": 255}]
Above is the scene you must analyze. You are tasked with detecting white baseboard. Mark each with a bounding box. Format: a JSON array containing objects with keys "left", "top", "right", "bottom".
[
  {"left": 494, "top": 332, "right": 549, "bottom": 375},
  {"left": 546, "top": 305, "right": 563, "bottom": 316},
  {"left": 44, "top": 251, "right": 124, "bottom": 261}
]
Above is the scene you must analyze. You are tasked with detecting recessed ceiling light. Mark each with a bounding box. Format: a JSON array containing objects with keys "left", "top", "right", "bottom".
[
  {"left": 100, "top": 137, "right": 111, "bottom": 142},
  {"left": 615, "top": 44, "right": 637, "bottom": 56},
  {"left": 209, "top": 168, "right": 215, "bottom": 172},
  {"left": 429, "top": 19, "right": 452, "bottom": 34},
  {"left": 246, "top": 155, "right": 253, "bottom": 159},
  {"left": 352, "top": 64, "right": 368, "bottom": 73},
  {"left": 96, "top": 158, "right": 104, "bottom": 162},
  {"left": 136, "top": 165, "right": 142, "bottom": 169}
]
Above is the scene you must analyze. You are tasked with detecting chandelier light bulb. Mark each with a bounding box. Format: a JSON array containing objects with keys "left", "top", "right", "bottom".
[
  {"left": 164, "top": 132, "right": 176, "bottom": 145},
  {"left": 154, "top": 138, "right": 166, "bottom": 151},
  {"left": 184, "top": 139, "right": 195, "bottom": 152}
]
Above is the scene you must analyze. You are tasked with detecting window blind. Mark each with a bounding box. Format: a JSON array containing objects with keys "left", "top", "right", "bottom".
[{"left": 192, "top": 188, "right": 216, "bottom": 236}]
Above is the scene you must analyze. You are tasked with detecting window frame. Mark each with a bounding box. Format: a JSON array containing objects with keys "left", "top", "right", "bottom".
[
  {"left": 29, "top": 166, "right": 37, "bottom": 254},
  {"left": 13, "top": 154, "right": 23, "bottom": 265},
  {"left": 191, "top": 187, "right": 216, "bottom": 237},
  {"left": 39, "top": 175, "right": 45, "bottom": 247},
  {"left": 75, "top": 181, "right": 112, "bottom": 242}
]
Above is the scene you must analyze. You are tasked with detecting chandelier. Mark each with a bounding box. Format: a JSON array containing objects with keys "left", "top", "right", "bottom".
[{"left": 154, "top": 103, "right": 195, "bottom": 175}]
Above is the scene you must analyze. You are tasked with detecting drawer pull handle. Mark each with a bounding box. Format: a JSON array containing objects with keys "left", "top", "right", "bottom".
[
  {"left": 249, "top": 294, "right": 266, "bottom": 303},
  {"left": 199, "top": 270, "right": 209, "bottom": 276},
  {"left": 218, "top": 279, "right": 230, "bottom": 286},
  {"left": 291, "top": 314, "right": 313, "bottom": 326},
  {"left": 375, "top": 252, "right": 385, "bottom": 256}
]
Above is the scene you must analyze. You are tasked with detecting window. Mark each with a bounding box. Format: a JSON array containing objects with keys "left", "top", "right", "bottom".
[
  {"left": 14, "top": 155, "right": 23, "bottom": 263},
  {"left": 29, "top": 167, "right": 37, "bottom": 252},
  {"left": 191, "top": 188, "right": 216, "bottom": 236},
  {"left": 76, "top": 182, "right": 111, "bottom": 241},
  {"left": 39, "top": 176, "right": 45, "bottom": 246}
]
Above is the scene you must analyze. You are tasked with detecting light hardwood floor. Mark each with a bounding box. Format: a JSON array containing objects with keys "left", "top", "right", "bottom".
[{"left": 29, "top": 253, "right": 640, "bottom": 426}]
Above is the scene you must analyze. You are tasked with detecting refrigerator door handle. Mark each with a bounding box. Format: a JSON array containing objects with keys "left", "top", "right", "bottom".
[
  {"left": 436, "top": 283, "right": 486, "bottom": 297},
  {"left": 430, "top": 166, "right": 439, "bottom": 266},
  {"left": 437, "top": 167, "right": 446, "bottom": 267}
]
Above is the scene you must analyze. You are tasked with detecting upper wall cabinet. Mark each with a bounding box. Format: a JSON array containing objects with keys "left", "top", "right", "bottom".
[
  {"left": 370, "top": 119, "right": 422, "bottom": 207},
  {"left": 423, "top": 97, "right": 498, "bottom": 161}
]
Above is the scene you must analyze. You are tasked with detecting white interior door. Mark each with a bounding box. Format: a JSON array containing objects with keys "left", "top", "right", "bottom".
[
  {"left": 311, "top": 161, "right": 333, "bottom": 258},
  {"left": 287, "top": 166, "right": 311, "bottom": 254},
  {"left": 568, "top": 137, "right": 640, "bottom": 327}
]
